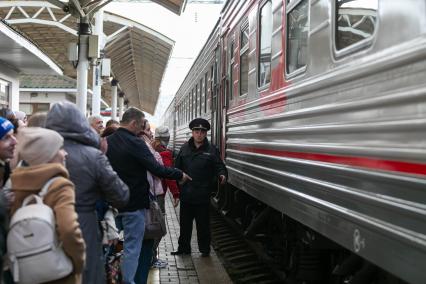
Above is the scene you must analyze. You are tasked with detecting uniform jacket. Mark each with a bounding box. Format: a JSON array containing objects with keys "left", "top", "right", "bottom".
[
  {"left": 155, "top": 144, "right": 180, "bottom": 198},
  {"left": 107, "top": 128, "right": 183, "bottom": 212},
  {"left": 46, "top": 102, "right": 129, "bottom": 284},
  {"left": 10, "top": 163, "right": 86, "bottom": 284},
  {"left": 175, "top": 137, "right": 227, "bottom": 204}
]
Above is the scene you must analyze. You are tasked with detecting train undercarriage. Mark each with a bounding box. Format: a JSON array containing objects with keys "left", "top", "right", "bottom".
[{"left": 211, "top": 184, "right": 407, "bottom": 284}]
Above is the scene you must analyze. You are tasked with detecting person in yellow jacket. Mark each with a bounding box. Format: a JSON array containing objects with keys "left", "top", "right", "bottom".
[{"left": 9, "top": 127, "right": 86, "bottom": 284}]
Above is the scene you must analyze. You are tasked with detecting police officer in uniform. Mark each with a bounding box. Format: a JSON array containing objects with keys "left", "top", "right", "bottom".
[{"left": 171, "top": 118, "right": 227, "bottom": 257}]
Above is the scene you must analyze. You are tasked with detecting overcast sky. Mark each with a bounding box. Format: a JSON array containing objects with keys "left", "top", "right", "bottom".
[{"left": 105, "top": 1, "right": 223, "bottom": 126}]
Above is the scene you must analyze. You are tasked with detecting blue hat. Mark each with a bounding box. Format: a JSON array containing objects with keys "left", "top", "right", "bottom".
[{"left": 0, "top": 117, "right": 14, "bottom": 139}]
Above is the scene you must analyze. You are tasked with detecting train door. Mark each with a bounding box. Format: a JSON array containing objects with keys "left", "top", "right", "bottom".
[{"left": 223, "top": 34, "right": 234, "bottom": 158}]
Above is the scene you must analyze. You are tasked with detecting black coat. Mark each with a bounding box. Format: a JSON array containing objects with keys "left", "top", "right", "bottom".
[
  {"left": 107, "top": 128, "right": 183, "bottom": 212},
  {"left": 175, "top": 138, "right": 227, "bottom": 204},
  {"left": 0, "top": 192, "right": 7, "bottom": 283}
]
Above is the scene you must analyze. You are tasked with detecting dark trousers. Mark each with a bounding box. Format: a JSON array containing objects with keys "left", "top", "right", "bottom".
[{"left": 178, "top": 202, "right": 210, "bottom": 253}]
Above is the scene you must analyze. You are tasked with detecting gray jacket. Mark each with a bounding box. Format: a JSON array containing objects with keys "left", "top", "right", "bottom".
[{"left": 46, "top": 102, "right": 129, "bottom": 284}]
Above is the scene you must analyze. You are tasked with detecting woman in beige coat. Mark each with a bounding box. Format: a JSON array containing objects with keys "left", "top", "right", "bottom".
[{"left": 9, "top": 127, "right": 86, "bottom": 284}]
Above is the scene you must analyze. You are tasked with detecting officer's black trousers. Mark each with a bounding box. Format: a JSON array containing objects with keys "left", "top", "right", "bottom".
[{"left": 178, "top": 201, "right": 210, "bottom": 253}]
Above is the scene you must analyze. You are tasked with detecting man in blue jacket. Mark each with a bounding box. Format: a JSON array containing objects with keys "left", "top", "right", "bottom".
[
  {"left": 106, "top": 107, "right": 191, "bottom": 284},
  {"left": 172, "top": 118, "right": 227, "bottom": 257}
]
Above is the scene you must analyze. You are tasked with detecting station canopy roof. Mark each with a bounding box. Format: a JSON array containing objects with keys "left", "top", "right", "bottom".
[
  {"left": 0, "top": 0, "right": 177, "bottom": 114},
  {"left": 116, "top": 0, "right": 187, "bottom": 15},
  {"left": 0, "top": 19, "right": 62, "bottom": 75}
]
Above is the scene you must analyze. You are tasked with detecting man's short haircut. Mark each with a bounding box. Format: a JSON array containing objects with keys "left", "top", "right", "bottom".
[
  {"left": 121, "top": 107, "right": 145, "bottom": 124},
  {"left": 88, "top": 115, "right": 102, "bottom": 125}
]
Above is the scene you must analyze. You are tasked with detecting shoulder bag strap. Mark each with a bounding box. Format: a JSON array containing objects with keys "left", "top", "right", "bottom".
[{"left": 39, "top": 177, "right": 62, "bottom": 199}]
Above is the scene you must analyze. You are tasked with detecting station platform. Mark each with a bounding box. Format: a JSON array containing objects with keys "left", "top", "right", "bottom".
[{"left": 147, "top": 193, "right": 232, "bottom": 283}]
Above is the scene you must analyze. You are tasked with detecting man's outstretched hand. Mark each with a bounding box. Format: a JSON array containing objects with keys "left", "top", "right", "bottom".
[{"left": 179, "top": 172, "right": 192, "bottom": 185}]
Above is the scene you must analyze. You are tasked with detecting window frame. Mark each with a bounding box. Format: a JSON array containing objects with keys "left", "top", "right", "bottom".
[
  {"left": 210, "top": 65, "right": 214, "bottom": 111},
  {"left": 187, "top": 94, "right": 190, "bottom": 122},
  {"left": 200, "top": 78, "right": 204, "bottom": 115},
  {"left": 204, "top": 72, "right": 208, "bottom": 113},
  {"left": 285, "top": 0, "right": 310, "bottom": 79},
  {"left": 227, "top": 36, "right": 235, "bottom": 105},
  {"left": 239, "top": 20, "right": 250, "bottom": 97},
  {"left": 257, "top": 0, "right": 273, "bottom": 90},
  {"left": 177, "top": 103, "right": 180, "bottom": 126},
  {"left": 195, "top": 83, "right": 199, "bottom": 117},
  {"left": 332, "top": 0, "right": 379, "bottom": 59},
  {"left": 191, "top": 88, "right": 195, "bottom": 119},
  {"left": 184, "top": 98, "right": 186, "bottom": 124}
]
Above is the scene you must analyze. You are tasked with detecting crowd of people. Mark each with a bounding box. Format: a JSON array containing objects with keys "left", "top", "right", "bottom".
[{"left": 0, "top": 102, "right": 227, "bottom": 284}]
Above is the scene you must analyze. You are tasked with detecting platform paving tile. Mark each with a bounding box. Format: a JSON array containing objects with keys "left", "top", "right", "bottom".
[{"left": 147, "top": 192, "right": 232, "bottom": 283}]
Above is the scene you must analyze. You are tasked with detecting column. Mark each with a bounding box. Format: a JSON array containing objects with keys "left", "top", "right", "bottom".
[
  {"left": 118, "top": 91, "right": 124, "bottom": 120},
  {"left": 91, "top": 9, "right": 104, "bottom": 116},
  {"left": 76, "top": 20, "right": 90, "bottom": 116},
  {"left": 111, "top": 79, "right": 118, "bottom": 121}
]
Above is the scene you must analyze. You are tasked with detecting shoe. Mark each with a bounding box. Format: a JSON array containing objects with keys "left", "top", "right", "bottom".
[
  {"left": 201, "top": 252, "right": 210, "bottom": 257},
  {"left": 171, "top": 250, "right": 190, "bottom": 256},
  {"left": 152, "top": 259, "right": 168, "bottom": 268}
]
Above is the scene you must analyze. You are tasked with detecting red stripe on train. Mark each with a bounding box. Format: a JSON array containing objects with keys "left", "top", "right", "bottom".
[{"left": 234, "top": 146, "right": 426, "bottom": 176}]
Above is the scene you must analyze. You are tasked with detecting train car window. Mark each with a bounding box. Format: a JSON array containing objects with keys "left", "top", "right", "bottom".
[
  {"left": 228, "top": 40, "right": 235, "bottom": 103},
  {"left": 186, "top": 99, "right": 188, "bottom": 122},
  {"left": 204, "top": 72, "right": 208, "bottom": 113},
  {"left": 177, "top": 104, "right": 180, "bottom": 126},
  {"left": 199, "top": 83, "right": 201, "bottom": 116},
  {"left": 187, "top": 91, "right": 192, "bottom": 122},
  {"left": 195, "top": 84, "right": 199, "bottom": 117},
  {"left": 258, "top": 1, "right": 273, "bottom": 87},
  {"left": 212, "top": 49, "right": 219, "bottom": 112},
  {"left": 185, "top": 94, "right": 189, "bottom": 122},
  {"left": 200, "top": 78, "right": 204, "bottom": 115},
  {"left": 286, "top": 0, "right": 309, "bottom": 75},
  {"left": 179, "top": 104, "right": 182, "bottom": 125},
  {"left": 192, "top": 89, "right": 195, "bottom": 119},
  {"left": 188, "top": 93, "right": 190, "bottom": 121},
  {"left": 191, "top": 89, "right": 194, "bottom": 119},
  {"left": 210, "top": 65, "right": 214, "bottom": 111},
  {"left": 193, "top": 88, "right": 196, "bottom": 118},
  {"left": 240, "top": 22, "right": 249, "bottom": 96},
  {"left": 335, "top": 0, "right": 378, "bottom": 52}
]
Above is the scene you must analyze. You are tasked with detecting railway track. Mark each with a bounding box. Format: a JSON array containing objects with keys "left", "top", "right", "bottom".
[{"left": 210, "top": 208, "right": 282, "bottom": 284}]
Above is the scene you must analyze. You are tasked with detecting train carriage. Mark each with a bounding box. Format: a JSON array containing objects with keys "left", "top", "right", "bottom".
[
  {"left": 164, "top": 1, "right": 426, "bottom": 283},
  {"left": 168, "top": 22, "right": 221, "bottom": 152}
]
